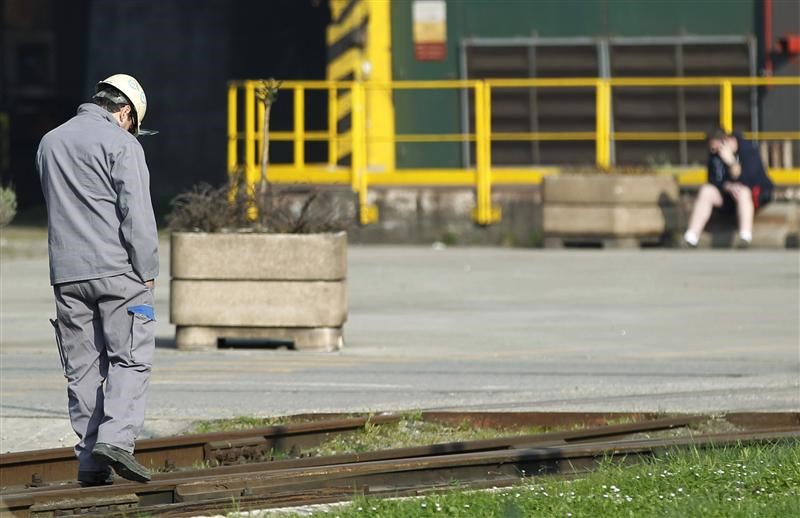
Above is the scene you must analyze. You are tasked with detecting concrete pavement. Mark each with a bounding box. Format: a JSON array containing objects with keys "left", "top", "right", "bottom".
[{"left": 1, "top": 227, "right": 798, "bottom": 453}]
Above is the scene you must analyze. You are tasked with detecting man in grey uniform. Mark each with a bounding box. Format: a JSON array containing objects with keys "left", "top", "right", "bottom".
[{"left": 36, "top": 74, "right": 158, "bottom": 485}]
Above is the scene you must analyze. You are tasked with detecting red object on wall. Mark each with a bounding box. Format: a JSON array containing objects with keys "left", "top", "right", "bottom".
[
  {"left": 778, "top": 35, "right": 800, "bottom": 55},
  {"left": 414, "top": 43, "right": 446, "bottom": 61}
]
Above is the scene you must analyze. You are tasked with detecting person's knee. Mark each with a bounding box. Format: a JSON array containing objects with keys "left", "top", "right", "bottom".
[
  {"left": 735, "top": 186, "right": 753, "bottom": 208},
  {"left": 697, "top": 185, "right": 720, "bottom": 203}
]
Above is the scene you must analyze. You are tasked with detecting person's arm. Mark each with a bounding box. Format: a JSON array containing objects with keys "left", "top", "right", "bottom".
[
  {"left": 707, "top": 154, "right": 727, "bottom": 190},
  {"left": 110, "top": 140, "right": 159, "bottom": 284},
  {"left": 716, "top": 141, "right": 741, "bottom": 180}
]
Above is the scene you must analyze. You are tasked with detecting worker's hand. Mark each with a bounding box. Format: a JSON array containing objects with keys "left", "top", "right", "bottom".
[
  {"left": 717, "top": 141, "right": 736, "bottom": 166},
  {"left": 145, "top": 279, "right": 155, "bottom": 292}
]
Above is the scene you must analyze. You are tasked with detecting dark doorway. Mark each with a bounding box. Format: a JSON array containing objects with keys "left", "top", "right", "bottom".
[{"left": 2, "top": 0, "right": 331, "bottom": 216}]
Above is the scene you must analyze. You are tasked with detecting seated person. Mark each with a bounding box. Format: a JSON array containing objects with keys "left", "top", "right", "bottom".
[{"left": 684, "top": 128, "right": 774, "bottom": 248}]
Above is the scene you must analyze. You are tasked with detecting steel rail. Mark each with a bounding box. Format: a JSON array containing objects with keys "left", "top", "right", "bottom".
[
  {"left": 1, "top": 429, "right": 796, "bottom": 516},
  {"left": 0, "top": 414, "right": 702, "bottom": 497},
  {"left": 100, "top": 429, "right": 800, "bottom": 504},
  {"left": 0, "top": 411, "right": 666, "bottom": 489},
  {"left": 3, "top": 412, "right": 798, "bottom": 491},
  {"left": 0, "top": 415, "right": 400, "bottom": 488},
  {"left": 2, "top": 416, "right": 696, "bottom": 493}
]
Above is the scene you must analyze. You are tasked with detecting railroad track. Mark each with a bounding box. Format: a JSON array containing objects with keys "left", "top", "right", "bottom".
[
  {"left": 1, "top": 412, "right": 798, "bottom": 516},
  {"left": 0, "top": 414, "right": 402, "bottom": 489}
]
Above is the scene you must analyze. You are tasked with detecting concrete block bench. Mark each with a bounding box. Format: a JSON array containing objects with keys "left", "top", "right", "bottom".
[
  {"left": 694, "top": 201, "right": 800, "bottom": 249},
  {"left": 542, "top": 174, "right": 680, "bottom": 248}
]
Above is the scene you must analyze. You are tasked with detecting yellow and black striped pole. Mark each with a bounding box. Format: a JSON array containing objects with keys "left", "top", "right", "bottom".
[
  {"left": 327, "top": 0, "right": 395, "bottom": 223},
  {"left": 327, "top": 0, "right": 395, "bottom": 170}
]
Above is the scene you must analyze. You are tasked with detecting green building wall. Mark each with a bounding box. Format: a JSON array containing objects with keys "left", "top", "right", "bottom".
[{"left": 390, "top": 0, "right": 757, "bottom": 168}]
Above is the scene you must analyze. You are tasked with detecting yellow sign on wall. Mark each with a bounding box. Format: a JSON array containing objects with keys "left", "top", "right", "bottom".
[{"left": 413, "top": 0, "right": 447, "bottom": 61}]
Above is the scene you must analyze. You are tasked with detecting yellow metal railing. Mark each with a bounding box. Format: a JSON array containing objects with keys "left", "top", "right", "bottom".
[{"left": 228, "top": 77, "right": 800, "bottom": 225}]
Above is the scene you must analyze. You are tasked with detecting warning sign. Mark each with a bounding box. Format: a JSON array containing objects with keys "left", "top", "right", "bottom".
[{"left": 413, "top": 0, "right": 447, "bottom": 61}]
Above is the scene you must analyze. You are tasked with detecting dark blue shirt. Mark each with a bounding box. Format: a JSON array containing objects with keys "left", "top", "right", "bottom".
[{"left": 707, "top": 133, "right": 773, "bottom": 194}]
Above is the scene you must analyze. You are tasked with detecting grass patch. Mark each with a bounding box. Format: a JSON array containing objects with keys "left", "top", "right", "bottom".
[
  {"left": 277, "top": 440, "right": 799, "bottom": 517},
  {"left": 187, "top": 411, "right": 584, "bottom": 457},
  {"left": 307, "top": 411, "right": 557, "bottom": 457},
  {"left": 188, "top": 415, "right": 296, "bottom": 434}
]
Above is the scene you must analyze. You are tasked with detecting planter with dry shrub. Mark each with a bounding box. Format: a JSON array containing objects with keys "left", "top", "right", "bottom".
[
  {"left": 167, "top": 80, "right": 354, "bottom": 351},
  {"left": 167, "top": 182, "right": 353, "bottom": 351}
]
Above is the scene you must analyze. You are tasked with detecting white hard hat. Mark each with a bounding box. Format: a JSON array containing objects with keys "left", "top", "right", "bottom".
[{"left": 96, "top": 74, "right": 148, "bottom": 135}]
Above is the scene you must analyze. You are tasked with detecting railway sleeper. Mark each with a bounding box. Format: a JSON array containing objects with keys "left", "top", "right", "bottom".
[
  {"left": 204, "top": 436, "right": 304, "bottom": 466},
  {"left": 28, "top": 494, "right": 139, "bottom": 517}
]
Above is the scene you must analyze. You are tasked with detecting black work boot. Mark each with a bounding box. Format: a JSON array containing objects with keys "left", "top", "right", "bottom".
[
  {"left": 91, "top": 443, "right": 151, "bottom": 483},
  {"left": 77, "top": 469, "right": 114, "bottom": 487}
]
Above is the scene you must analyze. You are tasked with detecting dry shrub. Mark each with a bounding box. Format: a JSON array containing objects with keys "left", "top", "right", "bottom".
[{"left": 166, "top": 180, "right": 354, "bottom": 234}]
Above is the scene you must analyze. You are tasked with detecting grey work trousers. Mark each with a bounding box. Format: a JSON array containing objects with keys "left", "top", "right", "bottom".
[{"left": 52, "top": 271, "right": 155, "bottom": 472}]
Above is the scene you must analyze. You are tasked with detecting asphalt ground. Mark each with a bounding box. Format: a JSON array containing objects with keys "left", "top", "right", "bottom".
[{"left": 1, "top": 227, "right": 798, "bottom": 453}]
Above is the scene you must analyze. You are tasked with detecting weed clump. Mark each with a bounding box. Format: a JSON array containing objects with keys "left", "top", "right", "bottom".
[{"left": 0, "top": 185, "right": 17, "bottom": 227}]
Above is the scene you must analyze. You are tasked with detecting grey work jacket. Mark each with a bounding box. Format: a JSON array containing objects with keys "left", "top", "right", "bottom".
[{"left": 36, "top": 103, "right": 159, "bottom": 286}]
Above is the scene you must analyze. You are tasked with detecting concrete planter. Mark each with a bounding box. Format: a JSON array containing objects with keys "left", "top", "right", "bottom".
[
  {"left": 170, "top": 231, "right": 347, "bottom": 351},
  {"left": 542, "top": 174, "right": 680, "bottom": 247}
]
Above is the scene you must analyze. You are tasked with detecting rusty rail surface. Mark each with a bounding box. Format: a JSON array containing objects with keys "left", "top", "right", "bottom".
[
  {"left": 1, "top": 411, "right": 749, "bottom": 488},
  {"left": 0, "top": 414, "right": 400, "bottom": 488},
  {"left": 0, "top": 414, "right": 700, "bottom": 492},
  {"left": 2, "top": 428, "right": 797, "bottom": 516}
]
